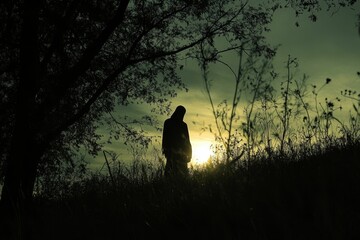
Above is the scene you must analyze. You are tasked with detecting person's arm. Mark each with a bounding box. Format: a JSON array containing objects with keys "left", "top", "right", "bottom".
[{"left": 162, "top": 120, "right": 169, "bottom": 156}]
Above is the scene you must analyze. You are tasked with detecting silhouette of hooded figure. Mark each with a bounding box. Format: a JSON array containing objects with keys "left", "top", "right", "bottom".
[{"left": 162, "top": 105, "right": 192, "bottom": 177}]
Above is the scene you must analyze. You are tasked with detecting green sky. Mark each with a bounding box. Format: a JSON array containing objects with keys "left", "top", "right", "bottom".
[{"left": 89, "top": 4, "right": 360, "bottom": 170}]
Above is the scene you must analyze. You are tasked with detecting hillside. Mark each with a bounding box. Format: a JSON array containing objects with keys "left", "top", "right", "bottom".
[{"left": 29, "top": 141, "right": 360, "bottom": 240}]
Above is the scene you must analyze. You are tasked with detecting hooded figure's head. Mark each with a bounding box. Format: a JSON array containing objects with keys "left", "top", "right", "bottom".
[{"left": 171, "top": 105, "right": 186, "bottom": 121}]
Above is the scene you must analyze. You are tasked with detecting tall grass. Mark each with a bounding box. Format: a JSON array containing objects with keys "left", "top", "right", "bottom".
[
  {"left": 30, "top": 54, "right": 360, "bottom": 239},
  {"left": 199, "top": 49, "right": 360, "bottom": 164},
  {"left": 30, "top": 135, "right": 360, "bottom": 240}
]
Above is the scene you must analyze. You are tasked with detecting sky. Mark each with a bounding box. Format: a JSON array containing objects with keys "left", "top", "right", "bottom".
[{"left": 88, "top": 3, "right": 360, "bottom": 171}]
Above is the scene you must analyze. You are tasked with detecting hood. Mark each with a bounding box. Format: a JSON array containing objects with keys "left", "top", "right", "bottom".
[{"left": 171, "top": 105, "right": 186, "bottom": 121}]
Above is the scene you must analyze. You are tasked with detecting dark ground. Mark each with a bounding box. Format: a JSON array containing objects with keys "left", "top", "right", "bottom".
[{"left": 27, "top": 141, "right": 360, "bottom": 240}]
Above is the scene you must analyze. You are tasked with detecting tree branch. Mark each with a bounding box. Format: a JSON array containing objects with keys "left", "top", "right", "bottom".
[
  {"left": 125, "top": 5, "right": 188, "bottom": 62},
  {"left": 37, "top": 0, "right": 130, "bottom": 121},
  {"left": 43, "top": 2, "right": 248, "bottom": 141},
  {"left": 40, "top": 0, "right": 81, "bottom": 77},
  {"left": 68, "top": 0, "right": 130, "bottom": 79}
]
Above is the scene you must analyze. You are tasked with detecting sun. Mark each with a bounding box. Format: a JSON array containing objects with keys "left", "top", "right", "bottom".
[{"left": 191, "top": 141, "right": 213, "bottom": 165}]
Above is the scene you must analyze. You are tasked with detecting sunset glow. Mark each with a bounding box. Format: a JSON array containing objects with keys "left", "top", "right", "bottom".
[{"left": 191, "top": 141, "right": 213, "bottom": 165}]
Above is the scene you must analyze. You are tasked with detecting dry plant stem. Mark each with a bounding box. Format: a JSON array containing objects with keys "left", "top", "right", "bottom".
[{"left": 103, "top": 150, "right": 116, "bottom": 188}]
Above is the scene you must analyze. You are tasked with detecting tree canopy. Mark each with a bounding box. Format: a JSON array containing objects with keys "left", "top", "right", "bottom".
[
  {"left": 0, "top": 0, "right": 357, "bottom": 177},
  {"left": 0, "top": 0, "right": 273, "bottom": 175},
  {"left": 0, "top": 0, "right": 358, "bottom": 238}
]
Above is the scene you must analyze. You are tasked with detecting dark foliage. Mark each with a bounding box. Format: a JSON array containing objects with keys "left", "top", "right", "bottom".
[{"left": 30, "top": 140, "right": 360, "bottom": 240}]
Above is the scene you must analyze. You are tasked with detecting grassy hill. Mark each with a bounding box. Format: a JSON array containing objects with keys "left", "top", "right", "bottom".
[{"left": 30, "top": 140, "right": 360, "bottom": 240}]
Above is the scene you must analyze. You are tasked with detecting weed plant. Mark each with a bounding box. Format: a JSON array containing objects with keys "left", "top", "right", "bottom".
[
  {"left": 30, "top": 136, "right": 360, "bottom": 240},
  {"left": 30, "top": 54, "right": 360, "bottom": 239}
]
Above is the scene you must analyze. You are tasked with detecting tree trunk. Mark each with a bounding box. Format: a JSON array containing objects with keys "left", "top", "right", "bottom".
[
  {"left": 0, "top": 1, "right": 40, "bottom": 239},
  {"left": 0, "top": 136, "right": 42, "bottom": 240}
]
